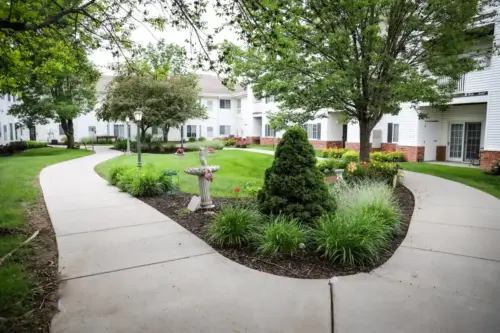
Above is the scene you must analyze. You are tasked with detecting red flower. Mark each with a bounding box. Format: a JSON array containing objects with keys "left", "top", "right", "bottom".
[
  {"left": 361, "top": 164, "right": 368, "bottom": 168},
  {"left": 208, "top": 148, "right": 215, "bottom": 152},
  {"left": 176, "top": 149, "right": 184, "bottom": 154},
  {"left": 234, "top": 187, "right": 240, "bottom": 193}
]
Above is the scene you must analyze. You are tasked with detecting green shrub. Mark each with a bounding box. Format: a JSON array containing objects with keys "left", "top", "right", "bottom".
[
  {"left": 256, "top": 215, "right": 308, "bottom": 257},
  {"left": 344, "top": 161, "right": 399, "bottom": 184},
  {"left": 316, "top": 158, "right": 349, "bottom": 175},
  {"left": 258, "top": 126, "right": 334, "bottom": 222},
  {"left": 185, "top": 140, "right": 224, "bottom": 151},
  {"left": 61, "top": 135, "right": 67, "bottom": 143},
  {"left": 114, "top": 139, "right": 128, "bottom": 151},
  {"left": 198, "top": 136, "right": 206, "bottom": 141},
  {"left": 108, "top": 165, "right": 132, "bottom": 186},
  {"left": 342, "top": 150, "right": 360, "bottom": 163},
  {"left": 241, "top": 181, "right": 262, "bottom": 197},
  {"left": 115, "top": 165, "right": 175, "bottom": 197},
  {"left": 491, "top": 159, "right": 500, "bottom": 175},
  {"left": 25, "top": 141, "right": 47, "bottom": 149},
  {"left": 207, "top": 206, "right": 262, "bottom": 247},
  {"left": 9, "top": 141, "right": 28, "bottom": 151},
  {"left": 224, "top": 139, "right": 236, "bottom": 147},
  {"left": 322, "top": 148, "right": 347, "bottom": 158},
  {"left": 188, "top": 137, "right": 197, "bottom": 142},
  {"left": 370, "top": 151, "right": 384, "bottom": 161},
  {"left": 370, "top": 151, "right": 405, "bottom": 162},
  {"left": 315, "top": 180, "right": 400, "bottom": 266}
]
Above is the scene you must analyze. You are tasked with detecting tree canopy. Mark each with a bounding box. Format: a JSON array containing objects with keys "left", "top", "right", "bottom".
[{"left": 224, "top": 0, "right": 497, "bottom": 160}]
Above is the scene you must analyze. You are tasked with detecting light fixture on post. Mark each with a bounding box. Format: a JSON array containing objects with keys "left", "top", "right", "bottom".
[
  {"left": 125, "top": 116, "right": 131, "bottom": 156},
  {"left": 133, "top": 109, "right": 144, "bottom": 168}
]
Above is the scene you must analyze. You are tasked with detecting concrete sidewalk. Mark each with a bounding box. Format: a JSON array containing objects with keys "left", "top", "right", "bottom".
[
  {"left": 40, "top": 147, "right": 331, "bottom": 333},
  {"left": 40, "top": 148, "right": 500, "bottom": 332},
  {"left": 333, "top": 171, "right": 500, "bottom": 333}
]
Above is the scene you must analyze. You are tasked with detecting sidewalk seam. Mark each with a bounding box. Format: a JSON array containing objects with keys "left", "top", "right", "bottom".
[
  {"left": 413, "top": 220, "right": 500, "bottom": 231},
  {"left": 401, "top": 245, "right": 500, "bottom": 263},
  {"left": 57, "top": 219, "right": 176, "bottom": 237},
  {"left": 60, "top": 252, "right": 215, "bottom": 281}
]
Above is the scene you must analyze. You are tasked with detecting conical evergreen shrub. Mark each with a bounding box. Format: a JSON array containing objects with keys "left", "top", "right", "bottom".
[{"left": 257, "top": 126, "right": 334, "bottom": 222}]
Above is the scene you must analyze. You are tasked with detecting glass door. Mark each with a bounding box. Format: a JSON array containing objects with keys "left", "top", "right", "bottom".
[
  {"left": 464, "top": 123, "right": 481, "bottom": 160},
  {"left": 448, "top": 123, "right": 464, "bottom": 162}
]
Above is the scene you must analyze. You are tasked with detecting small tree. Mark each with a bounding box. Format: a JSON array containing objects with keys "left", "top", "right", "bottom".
[{"left": 258, "top": 126, "right": 334, "bottom": 222}]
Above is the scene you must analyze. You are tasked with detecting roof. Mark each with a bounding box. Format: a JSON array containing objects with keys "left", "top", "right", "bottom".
[
  {"left": 95, "top": 74, "right": 245, "bottom": 96},
  {"left": 96, "top": 75, "right": 114, "bottom": 93},
  {"left": 198, "top": 74, "right": 244, "bottom": 95}
]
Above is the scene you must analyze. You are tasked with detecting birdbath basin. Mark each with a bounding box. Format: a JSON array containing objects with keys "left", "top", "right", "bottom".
[{"left": 184, "top": 148, "right": 220, "bottom": 209}]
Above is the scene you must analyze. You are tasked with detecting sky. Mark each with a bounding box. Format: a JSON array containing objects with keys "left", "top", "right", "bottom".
[{"left": 89, "top": 3, "right": 239, "bottom": 76}]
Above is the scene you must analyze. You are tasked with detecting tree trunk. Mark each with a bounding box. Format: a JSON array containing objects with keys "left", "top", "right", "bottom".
[
  {"left": 180, "top": 125, "right": 184, "bottom": 149},
  {"left": 359, "top": 119, "right": 372, "bottom": 162},
  {"left": 162, "top": 125, "right": 170, "bottom": 142},
  {"left": 61, "top": 119, "right": 75, "bottom": 149}
]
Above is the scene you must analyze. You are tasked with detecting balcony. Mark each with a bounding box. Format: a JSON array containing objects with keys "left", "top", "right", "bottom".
[{"left": 437, "top": 74, "right": 466, "bottom": 93}]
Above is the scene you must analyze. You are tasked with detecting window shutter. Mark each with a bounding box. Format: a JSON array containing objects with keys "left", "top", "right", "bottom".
[
  {"left": 387, "top": 123, "right": 393, "bottom": 143},
  {"left": 317, "top": 123, "right": 321, "bottom": 140}
]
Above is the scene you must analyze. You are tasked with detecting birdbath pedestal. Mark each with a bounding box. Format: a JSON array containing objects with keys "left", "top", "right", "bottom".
[{"left": 184, "top": 148, "right": 220, "bottom": 209}]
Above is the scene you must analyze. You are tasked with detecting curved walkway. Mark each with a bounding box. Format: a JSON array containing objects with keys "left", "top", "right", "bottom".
[{"left": 39, "top": 148, "right": 500, "bottom": 332}]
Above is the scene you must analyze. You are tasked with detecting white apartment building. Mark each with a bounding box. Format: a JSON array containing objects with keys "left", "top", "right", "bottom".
[
  {"left": 0, "top": 94, "right": 30, "bottom": 145},
  {"left": 11, "top": 8, "right": 500, "bottom": 170}
]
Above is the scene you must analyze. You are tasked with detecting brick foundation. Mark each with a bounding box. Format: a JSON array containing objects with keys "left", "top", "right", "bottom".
[
  {"left": 396, "top": 145, "right": 425, "bottom": 162},
  {"left": 381, "top": 143, "right": 397, "bottom": 152},
  {"left": 309, "top": 141, "right": 343, "bottom": 150},
  {"left": 436, "top": 146, "right": 446, "bottom": 161},
  {"left": 246, "top": 136, "right": 261, "bottom": 144},
  {"left": 260, "top": 137, "right": 280, "bottom": 145},
  {"left": 480, "top": 150, "right": 500, "bottom": 170},
  {"left": 345, "top": 142, "right": 360, "bottom": 151}
]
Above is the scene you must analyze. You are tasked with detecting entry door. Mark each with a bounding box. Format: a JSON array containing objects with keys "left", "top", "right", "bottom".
[
  {"left": 448, "top": 123, "right": 465, "bottom": 162},
  {"left": 29, "top": 126, "right": 36, "bottom": 141},
  {"left": 423, "top": 122, "right": 440, "bottom": 161},
  {"left": 464, "top": 123, "right": 481, "bottom": 160},
  {"left": 207, "top": 126, "right": 213, "bottom": 139},
  {"left": 342, "top": 124, "right": 348, "bottom": 148}
]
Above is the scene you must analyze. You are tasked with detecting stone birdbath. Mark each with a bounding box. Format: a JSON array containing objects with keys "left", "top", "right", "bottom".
[{"left": 184, "top": 147, "right": 220, "bottom": 209}]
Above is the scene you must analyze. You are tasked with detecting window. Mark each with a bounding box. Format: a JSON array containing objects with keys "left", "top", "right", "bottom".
[
  {"left": 7, "top": 95, "right": 11, "bottom": 102},
  {"left": 3, "top": 125, "right": 7, "bottom": 138},
  {"left": 303, "top": 123, "right": 321, "bottom": 140},
  {"left": 0, "top": 122, "right": 2, "bottom": 137},
  {"left": 265, "top": 96, "right": 275, "bottom": 104},
  {"left": 106, "top": 123, "right": 110, "bottom": 135},
  {"left": 219, "top": 125, "right": 230, "bottom": 135},
  {"left": 237, "top": 99, "right": 242, "bottom": 109},
  {"left": 15, "top": 125, "right": 18, "bottom": 140},
  {"left": 9, "top": 123, "right": 14, "bottom": 140},
  {"left": 59, "top": 124, "right": 64, "bottom": 135},
  {"left": 207, "top": 100, "right": 213, "bottom": 111},
  {"left": 186, "top": 125, "right": 197, "bottom": 137},
  {"left": 387, "top": 123, "right": 399, "bottom": 143},
  {"left": 152, "top": 126, "right": 158, "bottom": 135},
  {"left": 127, "top": 124, "right": 131, "bottom": 138},
  {"left": 88, "top": 126, "right": 96, "bottom": 136},
  {"left": 114, "top": 124, "right": 125, "bottom": 138},
  {"left": 220, "top": 99, "right": 231, "bottom": 109},
  {"left": 265, "top": 124, "right": 276, "bottom": 137}
]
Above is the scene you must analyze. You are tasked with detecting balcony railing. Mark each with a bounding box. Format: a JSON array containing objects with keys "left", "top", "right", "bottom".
[{"left": 437, "top": 74, "right": 466, "bottom": 93}]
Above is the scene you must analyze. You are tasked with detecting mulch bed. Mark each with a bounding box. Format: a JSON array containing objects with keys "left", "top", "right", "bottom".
[
  {"left": 1, "top": 189, "right": 59, "bottom": 333},
  {"left": 141, "top": 185, "right": 415, "bottom": 279}
]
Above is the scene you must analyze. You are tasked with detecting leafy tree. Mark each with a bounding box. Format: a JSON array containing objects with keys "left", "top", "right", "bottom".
[
  {"left": 224, "top": 0, "right": 496, "bottom": 161},
  {"left": 0, "top": 0, "right": 210, "bottom": 92},
  {"left": 98, "top": 74, "right": 206, "bottom": 141},
  {"left": 258, "top": 126, "right": 334, "bottom": 222},
  {"left": 9, "top": 61, "right": 99, "bottom": 148}
]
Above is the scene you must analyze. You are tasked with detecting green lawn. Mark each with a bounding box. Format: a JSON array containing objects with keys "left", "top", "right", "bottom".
[
  {"left": 0, "top": 147, "right": 93, "bottom": 328},
  {"left": 95, "top": 150, "right": 275, "bottom": 197},
  {"left": 401, "top": 162, "right": 500, "bottom": 199},
  {"left": 248, "top": 144, "right": 324, "bottom": 157}
]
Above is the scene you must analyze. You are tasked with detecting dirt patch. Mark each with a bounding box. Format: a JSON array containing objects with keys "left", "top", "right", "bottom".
[
  {"left": 3, "top": 189, "right": 59, "bottom": 333},
  {"left": 141, "top": 185, "right": 415, "bottom": 279}
]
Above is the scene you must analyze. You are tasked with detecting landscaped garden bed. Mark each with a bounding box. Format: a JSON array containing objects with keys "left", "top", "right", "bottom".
[
  {"left": 141, "top": 185, "right": 414, "bottom": 279},
  {"left": 98, "top": 126, "right": 415, "bottom": 280}
]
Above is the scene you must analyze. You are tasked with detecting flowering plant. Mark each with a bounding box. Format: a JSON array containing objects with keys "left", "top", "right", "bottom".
[
  {"left": 234, "top": 187, "right": 240, "bottom": 193},
  {"left": 491, "top": 159, "right": 500, "bottom": 175},
  {"left": 176, "top": 148, "right": 184, "bottom": 154},
  {"left": 208, "top": 147, "right": 215, "bottom": 153},
  {"left": 345, "top": 161, "right": 398, "bottom": 184},
  {"left": 235, "top": 140, "right": 247, "bottom": 148}
]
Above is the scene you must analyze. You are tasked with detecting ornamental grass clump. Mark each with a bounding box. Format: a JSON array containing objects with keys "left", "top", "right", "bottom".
[
  {"left": 207, "top": 205, "right": 262, "bottom": 247},
  {"left": 256, "top": 215, "right": 308, "bottom": 258},
  {"left": 258, "top": 126, "right": 334, "bottom": 222},
  {"left": 315, "top": 180, "right": 400, "bottom": 266},
  {"left": 111, "top": 165, "right": 175, "bottom": 197}
]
